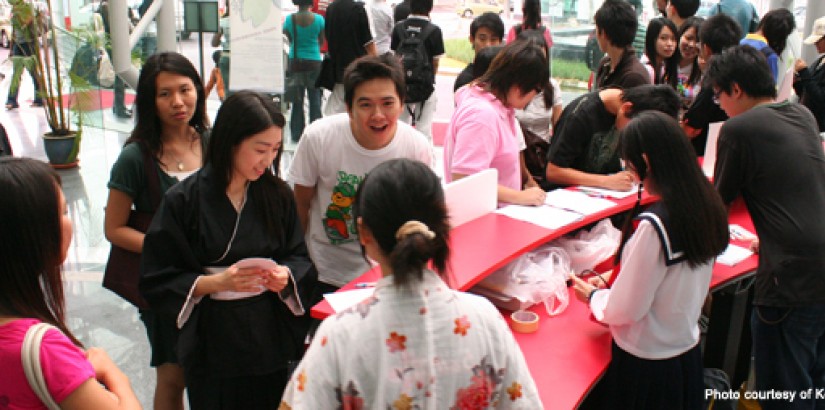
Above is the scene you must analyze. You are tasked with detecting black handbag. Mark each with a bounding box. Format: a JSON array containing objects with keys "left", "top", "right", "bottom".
[
  {"left": 316, "top": 54, "right": 336, "bottom": 91},
  {"left": 102, "top": 143, "right": 160, "bottom": 310}
]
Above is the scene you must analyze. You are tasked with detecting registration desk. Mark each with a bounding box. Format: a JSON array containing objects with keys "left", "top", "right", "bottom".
[{"left": 311, "top": 192, "right": 758, "bottom": 409}]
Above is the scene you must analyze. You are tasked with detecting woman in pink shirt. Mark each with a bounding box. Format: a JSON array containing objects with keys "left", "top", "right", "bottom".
[
  {"left": 0, "top": 158, "right": 140, "bottom": 410},
  {"left": 444, "top": 40, "right": 549, "bottom": 206}
]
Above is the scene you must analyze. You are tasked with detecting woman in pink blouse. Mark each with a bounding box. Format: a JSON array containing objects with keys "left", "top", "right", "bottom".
[
  {"left": 444, "top": 40, "right": 550, "bottom": 206},
  {"left": 0, "top": 158, "right": 140, "bottom": 410}
]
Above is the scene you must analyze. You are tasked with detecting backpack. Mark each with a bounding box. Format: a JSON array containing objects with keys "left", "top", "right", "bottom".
[
  {"left": 514, "top": 25, "right": 547, "bottom": 38},
  {"left": 520, "top": 124, "right": 550, "bottom": 190},
  {"left": 395, "top": 20, "right": 436, "bottom": 104}
]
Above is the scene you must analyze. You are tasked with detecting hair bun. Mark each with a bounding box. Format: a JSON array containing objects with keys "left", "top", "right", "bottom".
[{"left": 395, "top": 220, "right": 435, "bottom": 241}]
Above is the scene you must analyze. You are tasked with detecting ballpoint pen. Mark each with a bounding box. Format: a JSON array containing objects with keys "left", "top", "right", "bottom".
[{"left": 354, "top": 282, "right": 377, "bottom": 288}]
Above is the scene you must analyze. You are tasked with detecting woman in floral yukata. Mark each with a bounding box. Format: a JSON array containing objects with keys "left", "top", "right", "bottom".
[{"left": 279, "top": 158, "right": 542, "bottom": 409}]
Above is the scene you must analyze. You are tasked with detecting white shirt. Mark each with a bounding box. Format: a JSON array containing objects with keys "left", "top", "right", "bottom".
[
  {"left": 281, "top": 270, "right": 543, "bottom": 409},
  {"left": 514, "top": 78, "right": 563, "bottom": 142},
  {"left": 589, "top": 219, "right": 713, "bottom": 360},
  {"left": 368, "top": 0, "right": 393, "bottom": 54},
  {"left": 287, "top": 114, "right": 433, "bottom": 287}
]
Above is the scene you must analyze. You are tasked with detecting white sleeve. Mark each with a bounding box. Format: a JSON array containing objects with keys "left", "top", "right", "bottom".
[
  {"left": 177, "top": 277, "right": 205, "bottom": 328},
  {"left": 414, "top": 130, "right": 435, "bottom": 168},
  {"left": 288, "top": 132, "right": 320, "bottom": 187},
  {"left": 550, "top": 78, "right": 563, "bottom": 107},
  {"left": 591, "top": 221, "right": 668, "bottom": 326},
  {"left": 280, "top": 319, "right": 344, "bottom": 408}
]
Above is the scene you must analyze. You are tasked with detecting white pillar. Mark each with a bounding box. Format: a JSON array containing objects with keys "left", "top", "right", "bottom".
[
  {"left": 156, "top": 0, "right": 177, "bottom": 52},
  {"left": 768, "top": 0, "right": 792, "bottom": 11},
  {"left": 110, "top": 0, "right": 139, "bottom": 87}
]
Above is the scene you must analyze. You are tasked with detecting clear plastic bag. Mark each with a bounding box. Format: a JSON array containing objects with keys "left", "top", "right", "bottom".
[
  {"left": 551, "top": 218, "right": 620, "bottom": 274},
  {"left": 472, "top": 246, "right": 572, "bottom": 316}
]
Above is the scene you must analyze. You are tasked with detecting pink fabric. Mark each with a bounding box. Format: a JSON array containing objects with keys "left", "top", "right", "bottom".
[
  {"left": 506, "top": 25, "right": 554, "bottom": 48},
  {"left": 0, "top": 319, "right": 95, "bottom": 409},
  {"left": 444, "top": 85, "right": 522, "bottom": 193}
]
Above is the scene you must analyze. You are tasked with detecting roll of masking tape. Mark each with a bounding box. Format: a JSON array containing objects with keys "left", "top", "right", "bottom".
[{"left": 510, "top": 310, "right": 540, "bottom": 333}]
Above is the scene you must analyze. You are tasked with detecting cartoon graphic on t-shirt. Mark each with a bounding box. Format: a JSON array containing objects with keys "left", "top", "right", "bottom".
[{"left": 324, "top": 172, "right": 362, "bottom": 244}]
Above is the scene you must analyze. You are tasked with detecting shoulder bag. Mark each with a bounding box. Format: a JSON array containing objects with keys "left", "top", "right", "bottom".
[
  {"left": 102, "top": 143, "right": 161, "bottom": 310},
  {"left": 21, "top": 323, "right": 61, "bottom": 410}
]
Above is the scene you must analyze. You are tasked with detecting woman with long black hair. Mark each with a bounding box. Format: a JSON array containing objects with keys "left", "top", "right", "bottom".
[
  {"left": 571, "top": 111, "right": 729, "bottom": 408},
  {"left": 141, "top": 91, "right": 316, "bottom": 409}
]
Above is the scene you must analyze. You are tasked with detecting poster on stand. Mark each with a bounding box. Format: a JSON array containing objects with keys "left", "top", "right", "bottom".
[{"left": 230, "top": 0, "right": 284, "bottom": 93}]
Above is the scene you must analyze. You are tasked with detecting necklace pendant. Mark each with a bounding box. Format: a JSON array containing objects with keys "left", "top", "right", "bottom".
[{"left": 177, "top": 161, "right": 184, "bottom": 171}]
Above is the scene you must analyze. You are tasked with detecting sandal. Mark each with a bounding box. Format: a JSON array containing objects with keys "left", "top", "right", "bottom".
[{"left": 5, "top": 103, "right": 18, "bottom": 110}]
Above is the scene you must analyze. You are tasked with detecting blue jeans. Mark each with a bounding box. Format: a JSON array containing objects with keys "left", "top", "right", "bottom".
[
  {"left": 7, "top": 42, "right": 42, "bottom": 106},
  {"left": 219, "top": 51, "right": 231, "bottom": 97},
  {"left": 287, "top": 69, "right": 321, "bottom": 142},
  {"left": 752, "top": 304, "right": 825, "bottom": 410}
]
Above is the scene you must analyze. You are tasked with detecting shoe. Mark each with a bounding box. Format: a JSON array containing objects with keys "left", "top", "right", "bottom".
[
  {"left": 114, "top": 108, "right": 132, "bottom": 119},
  {"left": 30, "top": 101, "right": 43, "bottom": 107},
  {"left": 5, "top": 103, "right": 18, "bottom": 110}
]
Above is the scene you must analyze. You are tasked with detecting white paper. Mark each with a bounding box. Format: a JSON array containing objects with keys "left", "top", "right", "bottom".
[
  {"left": 702, "top": 122, "right": 724, "bottom": 177},
  {"left": 495, "top": 204, "right": 583, "bottom": 230},
  {"left": 544, "top": 189, "right": 617, "bottom": 216},
  {"left": 576, "top": 185, "right": 639, "bottom": 199},
  {"left": 717, "top": 244, "right": 754, "bottom": 266},
  {"left": 729, "top": 224, "right": 757, "bottom": 241},
  {"left": 323, "top": 288, "right": 375, "bottom": 312}
]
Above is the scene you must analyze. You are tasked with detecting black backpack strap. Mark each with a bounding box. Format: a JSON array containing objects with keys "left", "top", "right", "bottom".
[{"left": 137, "top": 142, "right": 163, "bottom": 212}]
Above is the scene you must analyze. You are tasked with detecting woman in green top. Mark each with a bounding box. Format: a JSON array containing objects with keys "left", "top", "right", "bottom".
[{"left": 104, "top": 51, "right": 209, "bottom": 410}]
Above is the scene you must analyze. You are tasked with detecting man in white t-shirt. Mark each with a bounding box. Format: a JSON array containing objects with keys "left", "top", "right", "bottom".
[
  {"left": 368, "top": 0, "right": 393, "bottom": 55},
  {"left": 289, "top": 54, "right": 432, "bottom": 290}
]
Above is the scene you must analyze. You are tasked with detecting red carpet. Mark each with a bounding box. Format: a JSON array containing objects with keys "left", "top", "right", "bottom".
[{"left": 60, "top": 90, "right": 136, "bottom": 111}]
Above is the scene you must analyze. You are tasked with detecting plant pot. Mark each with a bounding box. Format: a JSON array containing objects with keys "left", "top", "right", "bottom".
[{"left": 43, "top": 131, "right": 81, "bottom": 168}]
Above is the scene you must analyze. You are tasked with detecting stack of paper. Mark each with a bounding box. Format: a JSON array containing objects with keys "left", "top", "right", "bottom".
[
  {"left": 495, "top": 204, "right": 583, "bottom": 230},
  {"left": 545, "top": 189, "right": 617, "bottom": 215}
]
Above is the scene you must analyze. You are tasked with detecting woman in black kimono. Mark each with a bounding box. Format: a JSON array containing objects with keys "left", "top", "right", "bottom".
[{"left": 140, "top": 90, "right": 317, "bottom": 409}]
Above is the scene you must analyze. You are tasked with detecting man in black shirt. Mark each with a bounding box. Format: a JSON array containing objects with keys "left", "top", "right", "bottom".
[
  {"left": 592, "top": 0, "right": 649, "bottom": 90},
  {"left": 453, "top": 12, "right": 504, "bottom": 92},
  {"left": 390, "top": 0, "right": 444, "bottom": 143},
  {"left": 324, "top": 0, "right": 376, "bottom": 115},
  {"left": 708, "top": 45, "right": 825, "bottom": 410},
  {"left": 393, "top": 0, "right": 411, "bottom": 23},
  {"left": 545, "top": 84, "right": 679, "bottom": 190}
]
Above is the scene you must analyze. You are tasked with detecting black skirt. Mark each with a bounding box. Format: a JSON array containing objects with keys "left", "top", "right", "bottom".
[
  {"left": 180, "top": 293, "right": 310, "bottom": 409},
  {"left": 139, "top": 309, "right": 179, "bottom": 367},
  {"left": 593, "top": 341, "right": 704, "bottom": 410}
]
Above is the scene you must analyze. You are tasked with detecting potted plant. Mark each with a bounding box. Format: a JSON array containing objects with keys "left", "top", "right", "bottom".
[{"left": 9, "top": 0, "right": 101, "bottom": 168}]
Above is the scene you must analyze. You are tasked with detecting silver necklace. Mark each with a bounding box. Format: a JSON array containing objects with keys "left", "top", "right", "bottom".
[{"left": 165, "top": 129, "right": 197, "bottom": 172}]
